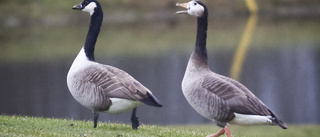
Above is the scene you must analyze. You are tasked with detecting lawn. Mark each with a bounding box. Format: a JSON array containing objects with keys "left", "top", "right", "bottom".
[{"left": 0, "top": 115, "right": 319, "bottom": 137}]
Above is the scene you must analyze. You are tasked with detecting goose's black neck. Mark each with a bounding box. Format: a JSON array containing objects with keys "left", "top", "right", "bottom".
[
  {"left": 84, "top": 5, "right": 103, "bottom": 61},
  {"left": 194, "top": 11, "right": 208, "bottom": 65}
]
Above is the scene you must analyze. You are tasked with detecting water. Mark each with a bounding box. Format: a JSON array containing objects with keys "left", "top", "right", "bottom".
[{"left": 0, "top": 16, "right": 320, "bottom": 126}]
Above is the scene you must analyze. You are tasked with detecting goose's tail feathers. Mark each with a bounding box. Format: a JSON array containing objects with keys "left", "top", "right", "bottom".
[
  {"left": 269, "top": 110, "right": 287, "bottom": 129},
  {"left": 140, "top": 92, "right": 163, "bottom": 107}
]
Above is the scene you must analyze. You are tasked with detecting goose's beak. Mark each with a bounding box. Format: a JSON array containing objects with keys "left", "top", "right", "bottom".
[
  {"left": 72, "top": 4, "right": 83, "bottom": 10},
  {"left": 176, "top": 2, "right": 189, "bottom": 14}
]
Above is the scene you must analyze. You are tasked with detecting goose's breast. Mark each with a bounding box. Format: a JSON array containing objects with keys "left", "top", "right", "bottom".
[
  {"left": 67, "top": 63, "right": 113, "bottom": 111},
  {"left": 67, "top": 72, "right": 111, "bottom": 110},
  {"left": 182, "top": 76, "right": 212, "bottom": 118}
]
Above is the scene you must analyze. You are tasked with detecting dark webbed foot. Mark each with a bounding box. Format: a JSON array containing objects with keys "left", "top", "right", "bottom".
[
  {"left": 131, "top": 107, "right": 139, "bottom": 130},
  {"left": 93, "top": 112, "right": 99, "bottom": 128}
]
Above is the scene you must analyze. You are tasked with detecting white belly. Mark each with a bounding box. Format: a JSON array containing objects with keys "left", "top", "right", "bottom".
[{"left": 105, "top": 98, "right": 142, "bottom": 114}]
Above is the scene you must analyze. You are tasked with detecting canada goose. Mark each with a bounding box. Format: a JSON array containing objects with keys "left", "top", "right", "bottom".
[
  {"left": 176, "top": 1, "right": 287, "bottom": 136},
  {"left": 67, "top": 0, "right": 162, "bottom": 130}
]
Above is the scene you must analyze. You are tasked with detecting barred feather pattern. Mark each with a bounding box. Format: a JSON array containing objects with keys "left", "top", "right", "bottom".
[
  {"left": 202, "top": 74, "right": 271, "bottom": 116},
  {"left": 68, "top": 63, "right": 151, "bottom": 112}
]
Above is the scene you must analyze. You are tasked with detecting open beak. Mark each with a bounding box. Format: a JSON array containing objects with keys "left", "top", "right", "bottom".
[
  {"left": 176, "top": 2, "right": 188, "bottom": 14},
  {"left": 72, "top": 4, "right": 83, "bottom": 10}
]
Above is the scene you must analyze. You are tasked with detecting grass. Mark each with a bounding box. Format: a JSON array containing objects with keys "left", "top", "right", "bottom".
[
  {"left": 0, "top": 115, "right": 208, "bottom": 137},
  {"left": 1, "top": 115, "right": 320, "bottom": 137}
]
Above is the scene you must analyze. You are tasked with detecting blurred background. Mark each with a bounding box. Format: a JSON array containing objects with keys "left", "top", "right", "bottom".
[{"left": 0, "top": 0, "right": 320, "bottom": 126}]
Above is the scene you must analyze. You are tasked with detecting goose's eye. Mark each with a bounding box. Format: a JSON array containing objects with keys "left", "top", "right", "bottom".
[{"left": 193, "top": 2, "right": 197, "bottom": 6}]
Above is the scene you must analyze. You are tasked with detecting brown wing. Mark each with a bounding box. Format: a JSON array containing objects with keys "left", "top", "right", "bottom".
[
  {"left": 202, "top": 73, "right": 271, "bottom": 116},
  {"left": 81, "top": 64, "right": 151, "bottom": 101}
]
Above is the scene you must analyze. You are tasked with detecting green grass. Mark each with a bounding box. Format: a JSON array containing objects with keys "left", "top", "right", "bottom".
[
  {"left": 0, "top": 115, "right": 209, "bottom": 137},
  {"left": 1, "top": 115, "right": 320, "bottom": 137}
]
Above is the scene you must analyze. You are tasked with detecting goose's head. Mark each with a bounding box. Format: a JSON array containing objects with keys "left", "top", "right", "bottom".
[
  {"left": 176, "top": 0, "right": 207, "bottom": 18},
  {"left": 73, "top": 0, "right": 100, "bottom": 15}
]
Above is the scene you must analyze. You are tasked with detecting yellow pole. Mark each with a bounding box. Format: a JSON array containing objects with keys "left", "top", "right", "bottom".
[
  {"left": 230, "top": 0, "right": 258, "bottom": 80},
  {"left": 245, "top": 0, "right": 258, "bottom": 14},
  {"left": 230, "top": 15, "right": 258, "bottom": 80}
]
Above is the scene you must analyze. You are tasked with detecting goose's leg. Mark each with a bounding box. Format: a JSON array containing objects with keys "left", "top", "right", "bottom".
[
  {"left": 224, "top": 126, "right": 232, "bottom": 137},
  {"left": 206, "top": 126, "right": 232, "bottom": 137},
  {"left": 206, "top": 128, "right": 225, "bottom": 137},
  {"left": 206, "top": 125, "right": 232, "bottom": 137},
  {"left": 131, "top": 107, "right": 139, "bottom": 130},
  {"left": 93, "top": 111, "right": 99, "bottom": 128}
]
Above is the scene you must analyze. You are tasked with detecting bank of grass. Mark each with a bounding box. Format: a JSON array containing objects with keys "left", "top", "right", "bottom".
[
  {"left": 1, "top": 115, "right": 320, "bottom": 137},
  {"left": 2, "top": 17, "right": 320, "bottom": 63}
]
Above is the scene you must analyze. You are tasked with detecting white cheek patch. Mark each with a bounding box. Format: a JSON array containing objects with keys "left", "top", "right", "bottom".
[
  {"left": 82, "top": 2, "right": 97, "bottom": 15},
  {"left": 188, "top": 5, "right": 204, "bottom": 17}
]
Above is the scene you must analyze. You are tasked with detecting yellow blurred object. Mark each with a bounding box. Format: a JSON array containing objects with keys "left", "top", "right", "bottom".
[
  {"left": 230, "top": 15, "right": 258, "bottom": 80},
  {"left": 245, "top": 0, "right": 258, "bottom": 14}
]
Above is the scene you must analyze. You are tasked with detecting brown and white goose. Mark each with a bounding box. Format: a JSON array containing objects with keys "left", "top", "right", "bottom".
[
  {"left": 67, "top": 0, "right": 162, "bottom": 130},
  {"left": 176, "top": 0, "right": 287, "bottom": 136}
]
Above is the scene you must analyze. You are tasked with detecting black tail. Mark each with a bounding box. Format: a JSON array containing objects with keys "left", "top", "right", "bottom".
[
  {"left": 269, "top": 110, "right": 287, "bottom": 129},
  {"left": 140, "top": 92, "right": 163, "bottom": 107},
  {"left": 272, "top": 117, "right": 288, "bottom": 129}
]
